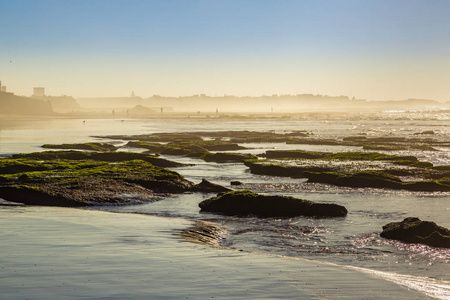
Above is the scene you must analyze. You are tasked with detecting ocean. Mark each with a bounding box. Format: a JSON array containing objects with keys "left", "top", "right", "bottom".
[{"left": 0, "top": 112, "right": 449, "bottom": 297}]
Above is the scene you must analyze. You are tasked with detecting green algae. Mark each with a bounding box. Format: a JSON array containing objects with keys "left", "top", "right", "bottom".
[
  {"left": 324, "top": 152, "right": 417, "bottom": 162},
  {"left": 0, "top": 150, "right": 196, "bottom": 206},
  {"left": 1, "top": 159, "right": 182, "bottom": 184},
  {"left": 246, "top": 149, "right": 450, "bottom": 192},
  {"left": 12, "top": 151, "right": 183, "bottom": 168}
]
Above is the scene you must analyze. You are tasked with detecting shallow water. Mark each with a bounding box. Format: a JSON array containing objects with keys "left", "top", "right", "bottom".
[
  {"left": 2, "top": 206, "right": 438, "bottom": 299},
  {"left": 1, "top": 114, "right": 449, "bottom": 297}
]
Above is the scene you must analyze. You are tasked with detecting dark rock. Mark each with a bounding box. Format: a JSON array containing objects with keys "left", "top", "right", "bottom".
[
  {"left": 17, "top": 174, "right": 31, "bottom": 183},
  {"left": 305, "top": 171, "right": 450, "bottom": 192},
  {"left": 245, "top": 161, "right": 331, "bottom": 178},
  {"left": 192, "top": 179, "right": 231, "bottom": 193},
  {"left": 230, "top": 181, "right": 243, "bottom": 186},
  {"left": 414, "top": 131, "right": 435, "bottom": 135},
  {"left": 0, "top": 157, "right": 194, "bottom": 206},
  {"left": 199, "top": 190, "right": 347, "bottom": 218},
  {"left": 380, "top": 217, "right": 450, "bottom": 248},
  {"left": 260, "top": 150, "right": 325, "bottom": 159},
  {"left": 305, "top": 171, "right": 403, "bottom": 189},
  {"left": 201, "top": 152, "right": 257, "bottom": 163},
  {"left": 0, "top": 177, "right": 175, "bottom": 207}
]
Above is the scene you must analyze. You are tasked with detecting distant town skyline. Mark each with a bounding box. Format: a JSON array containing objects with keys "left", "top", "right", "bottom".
[{"left": 1, "top": 0, "right": 449, "bottom": 101}]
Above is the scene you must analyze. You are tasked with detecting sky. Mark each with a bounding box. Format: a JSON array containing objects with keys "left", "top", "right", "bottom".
[{"left": 0, "top": 0, "right": 449, "bottom": 101}]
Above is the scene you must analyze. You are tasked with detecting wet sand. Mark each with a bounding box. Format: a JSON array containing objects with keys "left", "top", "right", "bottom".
[{"left": 0, "top": 206, "right": 439, "bottom": 299}]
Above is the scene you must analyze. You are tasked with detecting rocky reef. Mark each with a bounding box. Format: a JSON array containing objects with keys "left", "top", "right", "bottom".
[
  {"left": 199, "top": 190, "right": 348, "bottom": 218},
  {"left": 246, "top": 150, "right": 450, "bottom": 192},
  {"left": 381, "top": 217, "right": 450, "bottom": 248},
  {"left": 201, "top": 152, "right": 257, "bottom": 163},
  {"left": 0, "top": 151, "right": 226, "bottom": 206},
  {"left": 12, "top": 150, "right": 185, "bottom": 168}
]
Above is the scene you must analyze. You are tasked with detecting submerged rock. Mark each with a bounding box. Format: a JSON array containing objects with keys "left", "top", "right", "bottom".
[
  {"left": 380, "top": 217, "right": 450, "bottom": 248},
  {"left": 179, "top": 220, "right": 226, "bottom": 246},
  {"left": 414, "top": 130, "right": 435, "bottom": 135},
  {"left": 199, "top": 190, "right": 347, "bottom": 218}
]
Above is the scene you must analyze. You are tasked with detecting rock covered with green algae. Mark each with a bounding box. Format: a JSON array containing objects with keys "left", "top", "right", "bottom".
[
  {"left": 246, "top": 150, "right": 450, "bottom": 192},
  {"left": 380, "top": 217, "right": 450, "bottom": 248},
  {"left": 199, "top": 190, "right": 347, "bottom": 218},
  {"left": 12, "top": 151, "right": 184, "bottom": 168},
  {"left": 0, "top": 154, "right": 196, "bottom": 206}
]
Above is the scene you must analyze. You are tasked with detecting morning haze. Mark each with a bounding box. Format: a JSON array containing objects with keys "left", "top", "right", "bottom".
[
  {"left": 1, "top": 0, "right": 449, "bottom": 102},
  {"left": 1, "top": 1, "right": 449, "bottom": 300}
]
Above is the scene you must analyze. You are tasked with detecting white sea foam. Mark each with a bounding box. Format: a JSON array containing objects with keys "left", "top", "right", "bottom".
[{"left": 345, "top": 266, "right": 450, "bottom": 300}]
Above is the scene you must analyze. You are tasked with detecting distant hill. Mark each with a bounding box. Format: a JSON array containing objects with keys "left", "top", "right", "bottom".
[
  {"left": 32, "top": 95, "right": 80, "bottom": 113},
  {"left": 141, "top": 94, "right": 447, "bottom": 113},
  {"left": 77, "top": 96, "right": 143, "bottom": 109},
  {"left": 0, "top": 91, "right": 53, "bottom": 115}
]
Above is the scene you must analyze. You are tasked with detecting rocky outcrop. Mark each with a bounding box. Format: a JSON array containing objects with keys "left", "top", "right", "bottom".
[
  {"left": 199, "top": 190, "right": 347, "bottom": 218},
  {"left": 380, "top": 217, "right": 450, "bottom": 248},
  {"left": 0, "top": 156, "right": 193, "bottom": 206},
  {"left": 0, "top": 179, "right": 161, "bottom": 207},
  {"left": 305, "top": 171, "right": 450, "bottom": 192},
  {"left": 244, "top": 161, "right": 330, "bottom": 178},
  {"left": 13, "top": 151, "right": 185, "bottom": 168},
  {"left": 192, "top": 179, "right": 231, "bottom": 193},
  {"left": 0, "top": 152, "right": 239, "bottom": 206},
  {"left": 259, "top": 150, "right": 325, "bottom": 159},
  {"left": 201, "top": 153, "right": 257, "bottom": 163}
]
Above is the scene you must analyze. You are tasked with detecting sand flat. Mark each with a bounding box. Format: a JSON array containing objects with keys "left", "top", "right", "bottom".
[{"left": 0, "top": 206, "right": 438, "bottom": 299}]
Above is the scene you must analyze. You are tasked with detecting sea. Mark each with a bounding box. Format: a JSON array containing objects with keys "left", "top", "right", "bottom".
[{"left": 0, "top": 111, "right": 449, "bottom": 298}]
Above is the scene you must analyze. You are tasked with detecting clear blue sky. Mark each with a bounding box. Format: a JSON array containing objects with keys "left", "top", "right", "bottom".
[{"left": 1, "top": 0, "right": 449, "bottom": 100}]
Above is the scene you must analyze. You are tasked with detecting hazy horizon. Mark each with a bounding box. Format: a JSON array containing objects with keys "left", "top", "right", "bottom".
[{"left": 1, "top": 0, "right": 449, "bottom": 101}]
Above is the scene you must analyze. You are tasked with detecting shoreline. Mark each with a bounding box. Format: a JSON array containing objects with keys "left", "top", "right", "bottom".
[{"left": 0, "top": 205, "right": 445, "bottom": 299}]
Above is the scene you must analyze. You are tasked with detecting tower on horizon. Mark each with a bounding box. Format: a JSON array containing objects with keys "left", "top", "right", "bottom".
[
  {"left": 33, "top": 87, "right": 45, "bottom": 97},
  {"left": 0, "top": 81, "right": 5, "bottom": 93}
]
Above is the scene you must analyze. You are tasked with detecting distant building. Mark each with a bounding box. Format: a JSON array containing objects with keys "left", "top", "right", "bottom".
[
  {"left": 33, "top": 87, "right": 45, "bottom": 97},
  {"left": 0, "top": 81, "right": 6, "bottom": 93}
]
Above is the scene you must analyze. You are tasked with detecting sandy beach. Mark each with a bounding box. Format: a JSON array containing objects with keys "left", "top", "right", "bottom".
[{"left": 0, "top": 206, "right": 442, "bottom": 299}]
